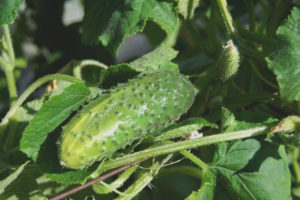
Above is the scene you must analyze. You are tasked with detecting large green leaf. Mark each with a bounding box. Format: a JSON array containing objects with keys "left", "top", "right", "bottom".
[
  {"left": 20, "top": 83, "right": 90, "bottom": 161},
  {"left": 212, "top": 139, "right": 260, "bottom": 171},
  {"left": 187, "top": 137, "right": 291, "bottom": 200},
  {"left": 0, "top": 0, "right": 23, "bottom": 25},
  {"left": 100, "top": 45, "right": 179, "bottom": 88},
  {"left": 267, "top": 7, "right": 300, "bottom": 101},
  {"left": 82, "top": 0, "right": 177, "bottom": 55},
  {"left": 213, "top": 141, "right": 291, "bottom": 200}
]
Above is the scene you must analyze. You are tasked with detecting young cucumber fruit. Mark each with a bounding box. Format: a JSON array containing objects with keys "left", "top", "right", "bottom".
[{"left": 59, "top": 71, "right": 196, "bottom": 169}]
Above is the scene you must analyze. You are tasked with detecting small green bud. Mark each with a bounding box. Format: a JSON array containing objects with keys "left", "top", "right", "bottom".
[
  {"left": 217, "top": 40, "right": 240, "bottom": 82},
  {"left": 268, "top": 115, "right": 300, "bottom": 147},
  {"left": 271, "top": 115, "right": 300, "bottom": 133},
  {"left": 221, "top": 106, "right": 236, "bottom": 131}
]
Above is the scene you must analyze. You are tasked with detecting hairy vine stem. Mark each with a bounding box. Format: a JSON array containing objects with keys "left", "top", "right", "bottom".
[
  {"left": 180, "top": 150, "right": 209, "bottom": 170},
  {"left": 216, "top": 0, "right": 235, "bottom": 36},
  {"left": 73, "top": 59, "right": 108, "bottom": 80},
  {"left": 91, "top": 126, "right": 269, "bottom": 178},
  {"left": 248, "top": 59, "right": 278, "bottom": 89},
  {"left": 3, "top": 25, "right": 15, "bottom": 67},
  {"left": 1, "top": 25, "right": 17, "bottom": 104}
]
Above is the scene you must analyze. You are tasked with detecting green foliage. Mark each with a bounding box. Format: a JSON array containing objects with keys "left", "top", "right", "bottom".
[
  {"left": 0, "top": 0, "right": 299, "bottom": 199},
  {"left": 0, "top": 161, "right": 29, "bottom": 194},
  {"left": 0, "top": 0, "right": 23, "bottom": 25},
  {"left": 187, "top": 140, "right": 291, "bottom": 200},
  {"left": 0, "top": 163, "right": 44, "bottom": 199},
  {"left": 267, "top": 7, "right": 300, "bottom": 101},
  {"left": 129, "top": 45, "right": 179, "bottom": 73},
  {"left": 177, "top": 0, "right": 201, "bottom": 19},
  {"left": 20, "top": 83, "right": 90, "bottom": 161},
  {"left": 82, "top": 0, "right": 177, "bottom": 55}
]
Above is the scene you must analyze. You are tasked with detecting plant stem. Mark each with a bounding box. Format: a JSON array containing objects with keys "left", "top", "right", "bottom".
[
  {"left": 3, "top": 25, "right": 15, "bottom": 68},
  {"left": 3, "top": 68, "right": 17, "bottom": 103},
  {"left": 49, "top": 160, "right": 144, "bottom": 200},
  {"left": 0, "top": 56, "right": 9, "bottom": 70},
  {"left": 257, "top": 0, "right": 270, "bottom": 33},
  {"left": 231, "top": 79, "right": 246, "bottom": 95},
  {"left": 92, "top": 126, "right": 269, "bottom": 177},
  {"left": 184, "top": 21, "right": 206, "bottom": 50},
  {"left": 248, "top": 59, "right": 278, "bottom": 89},
  {"left": 0, "top": 58, "right": 18, "bottom": 105},
  {"left": 243, "top": 0, "right": 255, "bottom": 31},
  {"left": 1, "top": 25, "right": 17, "bottom": 104},
  {"left": 207, "top": 1, "right": 221, "bottom": 53},
  {"left": 266, "top": 0, "right": 291, "bottom": 36},
  {"left": 216, "top": 0, "right": 236, "bottom": 36},
  {"left": 293, "top": 148, "right": 300, "bottom": 184},
  {"left": 0, "top": 74, "right": 82, "bottom": 125},
  {"left": 236, "top": 25, "right": 279, "bottom": 47},
  {"left": 238, "top": 43, "right": 265, "bottom": 62},
  {"left": 215, "top": 1, "right": 267, "bottom": 62},
  {"left": 73, "top": 59, "right": 108, "bottom": 80},
  {"left": 158, "top": 166, "right": 203, "bottom": 180},
  {"left": 94, "top": 165, "right": 138, "bottom": 195},
  {"left": 163, "top": 19, "right": 181, "bottom": 47},
  {"left": 297, "top": 102, "right": 300, "bottom": 116},
  {"left": 114, "top": 163, "right": 158, "bottom": 200},
  {"left": 180, "top": 150, "right": 208, "bottom": 170}
]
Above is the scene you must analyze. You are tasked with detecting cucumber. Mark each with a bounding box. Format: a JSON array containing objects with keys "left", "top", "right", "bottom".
[
  {"left": 217, "top": 40, "right": 240, "bottom": 82},
  {"left": 59, "top": 71, "right": 196, "bottom": 169}
]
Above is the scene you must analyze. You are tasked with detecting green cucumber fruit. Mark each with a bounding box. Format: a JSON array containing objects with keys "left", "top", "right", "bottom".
[{"left": 59, "top": 71, "right": 196, "bottom": 169}]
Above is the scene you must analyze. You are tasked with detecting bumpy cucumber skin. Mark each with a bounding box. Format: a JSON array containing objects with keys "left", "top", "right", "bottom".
[{"left": 59, "top": 71, "right": 196, "bottom": 169}]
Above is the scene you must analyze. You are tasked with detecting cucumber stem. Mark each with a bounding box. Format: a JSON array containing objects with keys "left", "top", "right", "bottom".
[
  {"left": 92, "top": 126, "right": 269, "bottom": 177},
  {"left": 73, "top": 59, "right": 108, "bottom": 80},
  {"left": 180, "top": 150, "right": 209, "bottom": 170}
]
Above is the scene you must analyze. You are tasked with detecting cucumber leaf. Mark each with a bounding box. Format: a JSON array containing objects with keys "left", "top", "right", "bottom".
[
  {"left": 0, "top": 0, "right": 23, "bottom": 25},
  {"left": 187, "top": 139, "right": 291, "bottom": 200},
  {"left": 82, "top": 0, "right": 177, "bottom": 55},
  {"left": 178, "top": 0, "right": 201, "bottom": 19},
  {"left": 267, "top": 7, "right": 300, "bottom": 101},
  {"left": 214, "top": 142, "right": 291, "bottom": 200},
  {"left": 20, "top": 83, "right": 90, "bottom": 161},
  {"left": 129, "top": 45, "right": 178, "bottom": 73}
]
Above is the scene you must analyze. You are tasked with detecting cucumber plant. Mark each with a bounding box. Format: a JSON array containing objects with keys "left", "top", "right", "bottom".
[{"left": 0, "top": 1, "right": 299, "bottom": 200}]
